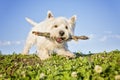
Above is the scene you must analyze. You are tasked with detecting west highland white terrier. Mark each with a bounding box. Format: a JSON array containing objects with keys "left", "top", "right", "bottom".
[{"left": 22, "top": 11, "right": 77, "bottom": 60}]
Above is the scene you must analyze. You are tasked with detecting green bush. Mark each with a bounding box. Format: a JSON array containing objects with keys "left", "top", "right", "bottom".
[{"left": 0, "top": 50, "right": 120, "bottom": 80}]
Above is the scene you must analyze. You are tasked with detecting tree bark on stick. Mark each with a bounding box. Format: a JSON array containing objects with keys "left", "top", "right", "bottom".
[{"left": 32, "top": 31, "right": 89, "bottom": 41}]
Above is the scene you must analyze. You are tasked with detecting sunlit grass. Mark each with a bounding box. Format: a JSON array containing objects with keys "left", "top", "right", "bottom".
[{"left": 0, "top": 50, "right": 120, "bottom": 80}]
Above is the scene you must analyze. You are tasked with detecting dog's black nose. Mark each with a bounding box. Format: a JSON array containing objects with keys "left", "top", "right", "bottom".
[{"left": 59, "top": 31, "right": 65, "bottom": 36}]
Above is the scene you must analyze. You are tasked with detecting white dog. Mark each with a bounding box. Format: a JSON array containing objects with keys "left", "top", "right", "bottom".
[{"left": 22, "top": 11, "right": 77, "bottom": 60}]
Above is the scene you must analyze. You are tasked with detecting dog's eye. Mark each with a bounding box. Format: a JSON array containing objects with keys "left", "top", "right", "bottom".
[
  {"left": 54, "top": 25, "right": 58, "bottom": 28},
  {"left": 65, "top": 26, "right": 68, "bottom": 29}
]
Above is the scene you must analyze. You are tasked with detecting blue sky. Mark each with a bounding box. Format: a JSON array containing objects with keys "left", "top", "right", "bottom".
[{"left": 0, "top": 0, "right": 120, "bottom": 54}]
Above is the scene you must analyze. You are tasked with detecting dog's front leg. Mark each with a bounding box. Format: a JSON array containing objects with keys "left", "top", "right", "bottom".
[
  {"left": 57, "top": 49, "right": 75, "bottom": 58},
  {"left": 37, "top": 49, "right": 50, "bottom": 60},
  {"left": 22, "top": 33, "right": 36, "bottom": 55}
]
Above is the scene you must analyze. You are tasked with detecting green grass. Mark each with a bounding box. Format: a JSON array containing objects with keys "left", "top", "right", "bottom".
[{"left": 0, "top": 50, "right": 120, "bottom": 80}]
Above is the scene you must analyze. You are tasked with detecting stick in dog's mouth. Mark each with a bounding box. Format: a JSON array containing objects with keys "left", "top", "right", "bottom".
[
  {"left": 32, "top": 31, "right": 50, "bottom": 38},
  {"left": 32, "top": 31, "right": 89, "bottom": 41}
]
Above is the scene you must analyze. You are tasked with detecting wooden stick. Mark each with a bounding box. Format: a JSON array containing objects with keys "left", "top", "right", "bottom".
[
  {"left": 32, "top": 31, "right": 50, "bottom": 38},
  {"left": 70, "top": 35, "right": 89, "bottom": 41},
  {"left": 32, "top": 31, "right": 89, "bottom": 41}
]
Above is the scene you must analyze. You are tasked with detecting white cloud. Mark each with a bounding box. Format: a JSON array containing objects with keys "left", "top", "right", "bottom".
[
  {"left": 114, "top": 35, "right": 120, "bottom": 39},
  {"left": 13, "top": 41, "right": 23, "bottom": 45},
  {"left": 99, "top": 34, "right": 120, "bottom": 42},
  {"left": 100, "top": 36, "right": 107, "bottom": 42},
  {"left": 88, "top": 34, "right": 95, "bottom": 40},
  {"left": 0, "top": 40, "right": 24, "bottom": 46},
  {"left": 104, "top": 31, "right": 112, "bottom": 34},
  {"left": 0, "top": 41, "right": 11, "bottom": 46},
  {"left": 99, "top": 30, "right": 120, "bottom": 42}
]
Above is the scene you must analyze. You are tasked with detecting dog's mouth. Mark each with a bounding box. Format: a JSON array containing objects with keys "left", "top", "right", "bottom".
[{"left": 55, "top": 37, "right": 66, "bottom": 43}]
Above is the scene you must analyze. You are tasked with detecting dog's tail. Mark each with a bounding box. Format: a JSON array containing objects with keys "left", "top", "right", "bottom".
[{"left": 25, "top": 17, "right": 38, "bottom": 27}]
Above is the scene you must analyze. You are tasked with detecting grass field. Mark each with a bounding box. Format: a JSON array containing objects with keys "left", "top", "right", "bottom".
[{"left": 0, "top": 50, "right": 120, "bottom": 80}]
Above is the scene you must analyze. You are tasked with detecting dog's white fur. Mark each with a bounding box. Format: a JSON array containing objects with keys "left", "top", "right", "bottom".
[{"left": 22, "top": 11, "right": 77, "bottom": 60}]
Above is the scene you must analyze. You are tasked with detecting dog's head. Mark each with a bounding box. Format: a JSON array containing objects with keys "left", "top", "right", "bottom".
[
  {"left": 47, "top": 11, "right": 77, "bottom": 44},
  {"left": 27, "top": 11, "right": 77, "bottom": 44}
]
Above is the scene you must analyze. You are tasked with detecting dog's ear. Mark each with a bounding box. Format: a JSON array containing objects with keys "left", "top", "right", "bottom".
[
  {"left": 69, "top": 15, "right": 77, "bottom": 26},
  {"left": 47, "top": 11, "right": 54, "bottom": 19}
]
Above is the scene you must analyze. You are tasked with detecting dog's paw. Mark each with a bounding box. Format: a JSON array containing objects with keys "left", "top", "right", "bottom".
[
  {"left": 66, "top": 54, "right": 76, "bottom": 59},
  {"left": 21, "top": 52, "right": 29, "bottom": 55},
  {"left": 39, "top": 56, "right": 50, "bottom": 60},
  {"left": 21, "top": 50, "right": 29, "bottom": 55}
]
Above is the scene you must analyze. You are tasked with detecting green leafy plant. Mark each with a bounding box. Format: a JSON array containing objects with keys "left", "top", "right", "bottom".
[{"left": 0, "top": 50, "right": 120, "bottom": 80}]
